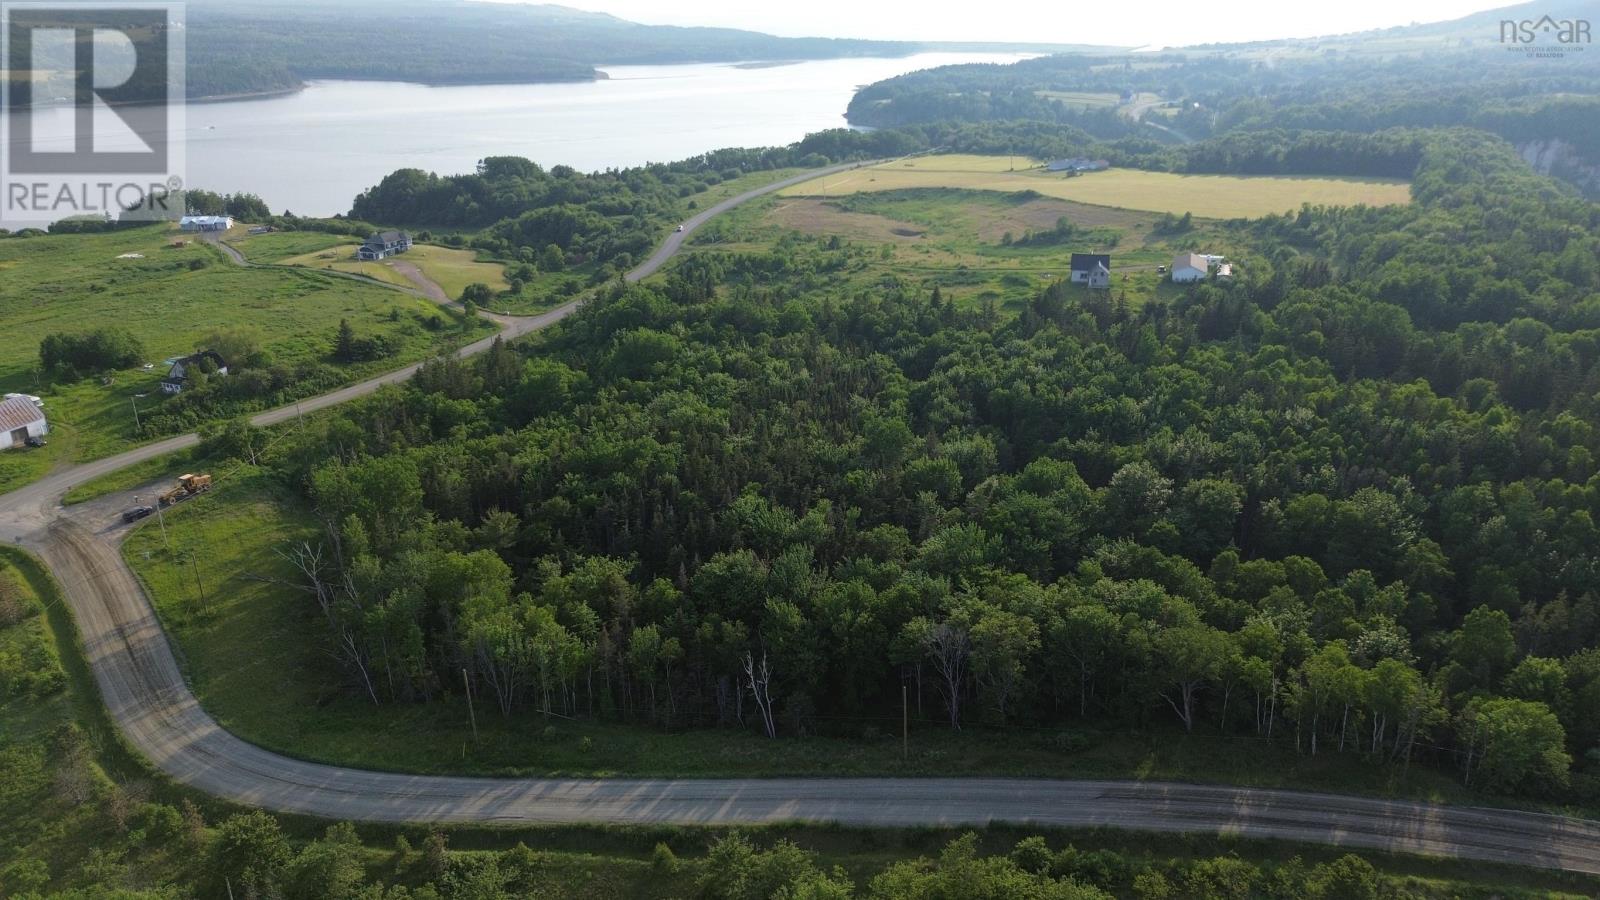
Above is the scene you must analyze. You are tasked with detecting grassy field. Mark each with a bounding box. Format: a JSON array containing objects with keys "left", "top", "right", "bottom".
[
  {"left": 232, "top": 231, "right": 513, "bottom": 301},
  {"left": 1033, "top": 90, "right": 1123, "bottom": 108},
  {"left": 781, "top": 154, "right": 1412, "bottom": 218},
  {"left": 226, "top": 229, "right": 350, "bottom": 264},
  {"left": 691, "top": 187, "right": 1235, "bottom": 313},
  {"left": 0, "top": 226, "right": 488, "bottom": 494}
]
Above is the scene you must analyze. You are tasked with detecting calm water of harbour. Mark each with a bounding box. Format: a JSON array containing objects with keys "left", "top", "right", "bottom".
[{"left": 9, "top": 52, "right": 1028, "bottom": 218}]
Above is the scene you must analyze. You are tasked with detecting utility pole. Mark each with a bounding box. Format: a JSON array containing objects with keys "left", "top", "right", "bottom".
[
  {"left": 137, "top": 495, "right": 171, "bottom": 549},
  {"left": 189, "top": 552, "right": 208, "bottom": 611},
  {"left": 462, "top": 667, "right": 479, "bottom": 743},
  {"left": 130, "top": 395, "right": 142, "bottom": 432},
  {"left": 902, "top": 684, "right": 909, "bottom": 760},
  {"left": 153, "top": 499, "right": 170, "bottom": 548}
]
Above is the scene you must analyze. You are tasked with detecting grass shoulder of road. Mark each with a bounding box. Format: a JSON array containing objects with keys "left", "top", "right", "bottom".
[
  {"left": 0, "top": 225, "right": 496, "bottom": 494},
  {"left": 690, "top": 167, "right": 807, "bottom": 209},
  {"left": 0, "top": 546, "right": 215, "bottom": 893},
  {"left": 779, "top": 154, "right": 1413, "bottom": 219},
  {"left": 119, "top": 472, "right": 1594, "bottom": 826},
  {"left": 61, "top": 447, "right": 206, "bottom": 506}
]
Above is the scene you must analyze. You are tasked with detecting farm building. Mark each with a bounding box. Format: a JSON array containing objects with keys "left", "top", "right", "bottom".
[
  {"left": 1070, "top": 254, "right": 1112, "bottom": 286},
  {"left": 358, "top": 230, "right": 413, "bottom": 261},
  {"left": 1046, "top": 158, "right": 1110, "bottom": 174},
  {"left": 180, "top": 215, "right": 233, "bottom": 232},
  {"left": 161, "top": 350, "right": 229, "bottom": 395},
  {"left": 0, "top": 396, "right": 48, "bottom": 450},
  {"left": 1171, "top": 252, "right": 1210, "bottom": 283}
]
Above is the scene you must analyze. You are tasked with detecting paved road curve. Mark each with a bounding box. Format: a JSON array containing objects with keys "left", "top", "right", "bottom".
[{"left": 4, "top": 164, "right": 1600, "bottom": 875}]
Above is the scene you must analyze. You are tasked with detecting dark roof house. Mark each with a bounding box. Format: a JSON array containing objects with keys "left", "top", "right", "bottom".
[
  {"left": 358, "top": 230, "right": 413, "bottom": 261},
  {"left": 1069, "top": 254, "right": 1112, "bottom": 284},
  {"left": 161, "top": 350, "right": 229, "bottom": 395}
]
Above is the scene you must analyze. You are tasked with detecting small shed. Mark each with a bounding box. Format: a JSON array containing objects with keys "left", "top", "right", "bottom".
[{"left": 0, "top": 396, "right": 48, "bottom": 450}]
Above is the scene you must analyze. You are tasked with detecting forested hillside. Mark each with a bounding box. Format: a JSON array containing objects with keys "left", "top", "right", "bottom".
[
  {"left": 169, "top": 0, "right": 1086, "bottom": 101},
  {"left": 844, "top": 21, "right": 1600, "bottom": 195},
  {"left": 182, "top": 0, "right": 921, "bottom": 99},
  {"left": 234, "top": 124, "right": 1600, "bottom": 803},
  {"left": 340, "top": 131, "right": 917, "bottom": 286}
]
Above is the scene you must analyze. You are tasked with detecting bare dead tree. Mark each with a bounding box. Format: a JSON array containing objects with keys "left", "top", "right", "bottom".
[
  {"left": 743, "top": 651, "right": 777, "bottom": 739},
  {"left": 260, "top": 541, "right": 379, "bottom": 705},
  {"left": 275, "top": 542, "right": 334, "bottom": 626},
  {"left": 921, "top": 622, "right": 971, "bottom": 731}
]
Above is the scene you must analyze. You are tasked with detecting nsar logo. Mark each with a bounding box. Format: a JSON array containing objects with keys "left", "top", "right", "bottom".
[{"left": 1499, "top": 14, "right": 1591, "bottom": 57}]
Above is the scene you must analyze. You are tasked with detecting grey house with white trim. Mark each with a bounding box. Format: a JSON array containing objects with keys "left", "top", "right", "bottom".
[{"left": 358, "top": 231, "right": 413, "bottom": 261}]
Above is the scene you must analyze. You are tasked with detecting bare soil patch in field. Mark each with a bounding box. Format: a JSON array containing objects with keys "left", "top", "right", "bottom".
[
  {"left": 965, "top": 197, "right": 1151, "bottom": 243},
  {"left": 767, "top": 199, "right": 928, "bottom": 242}
]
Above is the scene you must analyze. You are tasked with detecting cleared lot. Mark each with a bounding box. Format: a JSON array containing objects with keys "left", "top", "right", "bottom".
[{"left": 782, "top": 154, "right": 1412, "bottom": 218}]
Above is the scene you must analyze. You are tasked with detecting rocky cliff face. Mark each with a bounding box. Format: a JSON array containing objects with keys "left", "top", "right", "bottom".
[{"left": 1519, "top": 139, "right": 1600, "bottom": 199}]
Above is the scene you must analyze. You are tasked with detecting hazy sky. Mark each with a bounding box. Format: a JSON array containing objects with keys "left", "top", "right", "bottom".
[{"left": 497, "top": 0, "right": 1514, "bottom": 48}]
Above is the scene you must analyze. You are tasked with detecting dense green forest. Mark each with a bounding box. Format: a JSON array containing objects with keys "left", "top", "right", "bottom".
[
  {"left": 211, "top": 122, "right": 1600, "bottom": 804},
  {"left": 844, "top": 48, "right": 1600, "bottom": 194}
]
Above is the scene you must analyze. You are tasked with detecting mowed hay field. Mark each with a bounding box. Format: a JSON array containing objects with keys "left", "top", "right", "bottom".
[{"left": 784, "top": 155, "right": 1412, "bottom": 218}]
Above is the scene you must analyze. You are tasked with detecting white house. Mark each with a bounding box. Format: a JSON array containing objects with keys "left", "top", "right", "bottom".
[
  {"left": 180, "top": 215, "right": 234, "bottom": 232},
  {"left": 1171, "top": 252, "right": 1209, "bottom": 283},
  {"left": 0, "top": 396, "right": 48, "bottom": 450},
  {"left": 1045, "top": 158, "right": 1110, "bottom": 173}
]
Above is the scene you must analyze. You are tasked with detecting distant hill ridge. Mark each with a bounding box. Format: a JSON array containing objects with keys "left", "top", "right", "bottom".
[{"left": 176, "top": 0, "right": 1099, "bottom": 101}]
